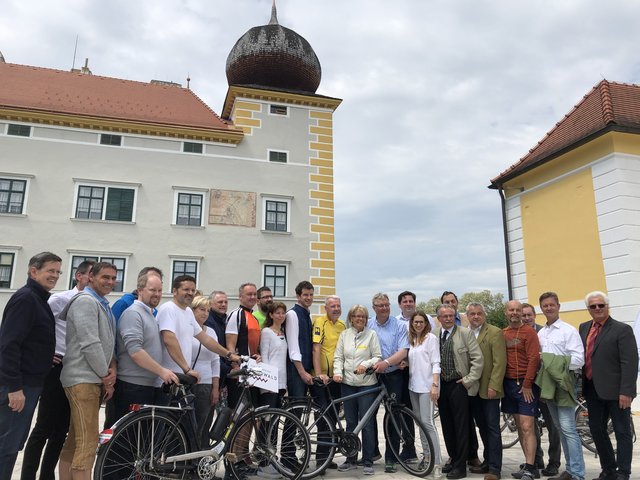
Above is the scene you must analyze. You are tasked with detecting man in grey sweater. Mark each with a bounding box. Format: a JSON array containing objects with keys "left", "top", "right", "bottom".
[
  {"left": 113, "top": 273, "right": 178, "bottom": 421},
  {"left": 58, "top": 262, "right": 118, "bottom": 480}
]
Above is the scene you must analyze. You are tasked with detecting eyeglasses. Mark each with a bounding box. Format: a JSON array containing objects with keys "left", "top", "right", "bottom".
[{"left": 588, "top": 304, "right": 607, "bottom": 310}]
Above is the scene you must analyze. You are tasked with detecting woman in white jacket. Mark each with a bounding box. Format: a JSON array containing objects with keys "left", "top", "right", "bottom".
[
  {"left": 333, "top": 305, "right": 381, "bottom": 475},
  {"left": 408, "top": 311, "right": 442, "bottom": 471}
]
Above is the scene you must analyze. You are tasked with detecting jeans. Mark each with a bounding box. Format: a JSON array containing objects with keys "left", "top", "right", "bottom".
[
  {"left": 21, "top": 363, "right": 69, "bottom": 480},
  {"left": 0, "top": 385, "right": 43, "bottom": 480},
  {"left": 409, "top": 391, "right": 442, "bottom": 465},
  {"left": 546, "top": 401, "right": 585, "bottom": 480},
  {"left": 470, "top": 395, "right": 502, "bottom": 474},
  {"left": 312, "top": 382, "right": 341, "bottom": 460},
  {"left": 535, "top": 400, "right": 561, "bottom": 469},
  {"left": 584, "top": 379, "right": 633, "bottom": 477},
  {"left": 113, "top": 380, "right": 167, "bottom": 423},
  {"left": 379, "top": 370, "right": 403, "bottom": 463},
  {"left": 341, "top": 384, "right": 377, "bottom": 465}
]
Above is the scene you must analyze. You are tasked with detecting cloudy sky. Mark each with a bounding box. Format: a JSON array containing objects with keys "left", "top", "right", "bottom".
[{"left": 2, "top": 0, "right": 640, "bottom": 312}]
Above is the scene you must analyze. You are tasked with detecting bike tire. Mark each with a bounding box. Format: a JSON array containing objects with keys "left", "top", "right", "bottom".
[
  {"left": 500, "top": 413, "right": 520, "bottom": 449},
  {"left": 285, "top": 400, "right": 338, "bottom": 479},
  {"left": 383, "top": 405, "right": 434, "bottom": 477},
  {"left": 226, "top": 408, "right": 311, "bottom": 480},
  {"left": 94, "top": 409, "right": 190, "bottom": 480}
]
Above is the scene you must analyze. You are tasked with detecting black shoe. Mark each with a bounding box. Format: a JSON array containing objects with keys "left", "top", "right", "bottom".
[
  {"left": 512, "top": 467, "right": 540, "bottom": 479},
  {"left": 327, "top": 461, "right": 338, "bottom": 469},
  {"left": 443, "top": 463, "right": 453, "bottom": 474},
  {"left": 541, "top": 466, "right": 559, "bottom": 476},
  {"left": 470, "top": 463, "right": 489, "bottom": 474},
  {"left": 446, "top": 469, "right": 467, "bottom": 479},
  {"left": 548, "top": 472, "right": 572, "bottom": 480},
  {"left": 591, "top": 473, "right": 617, "bottom": 480}
]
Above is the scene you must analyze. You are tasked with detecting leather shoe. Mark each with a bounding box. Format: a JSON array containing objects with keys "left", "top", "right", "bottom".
[
  {"left": 446, "top": 469, "right": 467, "bottom": 479},
  {"left": 484, "top": 474, "right": 501, "bottom": 480},
  {"left": 542, "top": 466, "right": 559, "bottom": 476},
  {"left": 468, "top": 458, "right": 482, "bottom": 468},
  {"left": 548, "top": 472, "right": 572, "bottom": 480},
  {"left": 470, "top": 463, "right": 489, "bottom": 474},
  {"left": 591, "top": 471, "right": 615, "bottom": 480},
  {"left": 442, "top": 463, "right": 453, "bottom": 474}
]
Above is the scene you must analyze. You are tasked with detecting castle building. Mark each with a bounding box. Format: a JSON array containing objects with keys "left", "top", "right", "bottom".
[
  {"left": 0, "top": 4, "right": 341, "bottom": 311},
  {"left": 490, "top": 80, "right": 640, "bottom": 325}
]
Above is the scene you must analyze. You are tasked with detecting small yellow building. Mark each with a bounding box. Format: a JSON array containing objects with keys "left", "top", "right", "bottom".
[{"left": 490, "top": 80, "right": 640, "bottom": 326}]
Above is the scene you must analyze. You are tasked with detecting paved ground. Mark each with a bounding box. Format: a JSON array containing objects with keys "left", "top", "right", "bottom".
[{"left": 11, "top": 408, "right": 640, "bottom": 479}]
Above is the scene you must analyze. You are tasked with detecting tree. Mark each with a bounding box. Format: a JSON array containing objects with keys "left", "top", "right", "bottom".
[{"left": 417, "top": 290, "right": 506, "bottom": 328}]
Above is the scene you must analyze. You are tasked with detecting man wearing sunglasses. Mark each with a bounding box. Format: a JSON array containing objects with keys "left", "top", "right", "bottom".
[{"left": 579, "top": 292, "right": 638, "bottom": 480}]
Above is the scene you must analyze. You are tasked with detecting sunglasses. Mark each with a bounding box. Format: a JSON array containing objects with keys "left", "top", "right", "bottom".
[{"left": 588, "top": 304, "right": 607, "bottom": 310}]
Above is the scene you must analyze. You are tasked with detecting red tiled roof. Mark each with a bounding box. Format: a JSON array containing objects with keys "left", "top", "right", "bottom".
[
  {"left": 490, "top": 80, "right": 640, "bottom": 186},
  {"left": 0, "top": 62, "right": 234, "bottom": 132}
]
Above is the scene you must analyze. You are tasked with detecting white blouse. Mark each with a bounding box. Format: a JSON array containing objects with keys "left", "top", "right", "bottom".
[{"left": 408, "top": 332, "right": 441, "bottom": 393}]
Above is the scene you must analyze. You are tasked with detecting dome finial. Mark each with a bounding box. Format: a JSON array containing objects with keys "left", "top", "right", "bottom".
[{"left": 269, "top": 0, "right": 278, "bottom": 25}]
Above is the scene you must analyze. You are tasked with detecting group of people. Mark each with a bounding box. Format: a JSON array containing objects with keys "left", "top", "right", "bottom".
[{"left": 0, "top": 252, "right": 637, "bottom": 480}]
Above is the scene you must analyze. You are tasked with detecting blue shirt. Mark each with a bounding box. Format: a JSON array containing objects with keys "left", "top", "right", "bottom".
[{"left": 367, "top": 315, "right": 409, "bottom": 373}]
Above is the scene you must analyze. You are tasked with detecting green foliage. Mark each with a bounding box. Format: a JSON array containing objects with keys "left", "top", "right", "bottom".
[{"left": 417, "top": 290, "right": 507, "bottom": 328}]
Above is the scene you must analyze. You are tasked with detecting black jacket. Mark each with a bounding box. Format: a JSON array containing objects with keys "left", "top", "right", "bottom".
[{"left": 0, "top": 278, "right": 55, "bottom": 391}]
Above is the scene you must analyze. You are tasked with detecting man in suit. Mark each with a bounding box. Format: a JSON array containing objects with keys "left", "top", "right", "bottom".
[
  {"left": 579, "top": 291, "right": 638, "bottom": 480},
  {"left": 436, "top": 303, "right": 483, "bottom": 479},
  {"left": 521, "top": 303, "right": 561, "bottom": 476},
  {"left": 466, "top": 303, "right": 506, "bottom": 480}
]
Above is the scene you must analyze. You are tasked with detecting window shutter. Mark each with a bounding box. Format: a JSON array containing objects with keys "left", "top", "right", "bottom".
[{"left": 105, "top": 188, "right": 134, "bottom": 221}]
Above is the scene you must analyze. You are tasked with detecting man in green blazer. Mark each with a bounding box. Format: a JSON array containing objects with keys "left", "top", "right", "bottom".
[{"left": 467, "top": 302, "right": 506, "bottom": 480}]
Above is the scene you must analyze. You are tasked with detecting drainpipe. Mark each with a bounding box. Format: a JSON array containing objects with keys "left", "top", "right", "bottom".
[{"left": 498, "top": 187, "right": 513, "bottom": 299}]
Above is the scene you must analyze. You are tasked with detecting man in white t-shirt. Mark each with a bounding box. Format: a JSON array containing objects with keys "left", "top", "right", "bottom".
[{"left": 159, "top": 275, "right": 239, "bottom": 380}]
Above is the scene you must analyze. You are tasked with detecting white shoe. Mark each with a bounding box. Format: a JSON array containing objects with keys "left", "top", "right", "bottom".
[{"left": 431, "top": 464, "right": 443, "bottom": 479}]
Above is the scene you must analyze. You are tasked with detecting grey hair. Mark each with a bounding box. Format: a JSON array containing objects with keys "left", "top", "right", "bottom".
[
  {"left": 325, "top": 295, "right": 341, "bottom": 306},
  {"left": 371, "top": 292, "right": 389, "bottom": 305},
  {"left": 436, "top": 303, "right": 456, "bottom": 316},
  {"left": 465, "top": 302, "right": 485, "bottom": 313},
  {"left": 209, "top": 290, "right": 226, "bottom": 300},
  {"left": 584, "top": 291, "right": 609, "bottom": 307}
]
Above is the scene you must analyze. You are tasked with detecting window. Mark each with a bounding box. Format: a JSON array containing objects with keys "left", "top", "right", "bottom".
[
  {"left": 269, "top": 150, "right": 288, "bottom": 163},
  {"left": 261, "top": 195, "right": 291, "bottom": 233},
  {"left": 269, "top": 105, "right": 288, "bottom": 116},
  {"left": 183, "top": 142, "right": 203, "bottom": 154},
  {"left": 75, "top": 184, "right": 135, "bottom": 222},
  {"left": 0, "top": 253, "right": 15, "bottom": 288},
  {"left": 176, "top": 193, "right": 203, "bottom": 226},
  {"left": 172, "top": 260, "right": 198, "bottom": 281},
  {"left": 7, "top": 124, "right": 31, "bottom": 137},
  {"left": 0, "top": 178, "right": 27, "bottom": 214},
  {"left": 69, "top": 255, "right": 126, "bottom": 292},
  {"left": 263, "top": 264, "right": 287, "bottom": 297},
  {"left": 100, "top": 134, "right": 122, "bottom": 146},
  {"left": 265, "top": 200, "right": 288, "bottom": 232}
]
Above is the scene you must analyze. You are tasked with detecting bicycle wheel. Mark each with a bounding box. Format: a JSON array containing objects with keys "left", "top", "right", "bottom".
[
  {"left": 500, "top": 413, "right": 520, "bottom": 449},
  {"left": 226, "top": 408, "right": 310, "bottom": 480},
  {"left": 94, "top": 410, "right": 190, "bottom": 480},
  {"left": 383, "top": 405, "right": 434, "bottom": 477},
  {"left": 286, "top": 400, "right": 339, "bottom": 479}
]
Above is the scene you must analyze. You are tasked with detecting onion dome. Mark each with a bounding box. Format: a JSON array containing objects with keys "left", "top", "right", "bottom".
[{"left": 226, "top": 2, "right": 321, "bottom": 93}]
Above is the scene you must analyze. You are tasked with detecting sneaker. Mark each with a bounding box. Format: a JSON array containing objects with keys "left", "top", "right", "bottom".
[
  {"left": 400, "top": 450, "right": 418, "bottom": 463},
  {"left": 385, "top": 462, "right": 397, "bottom": 473},
  {"left": 520, "top": 472, "right": 534, "bottom": 480},
  {"left": 257, "top": 465, "right": 282, "bottom": 479},
  {"left": 512, "top": 467, "right": 540, "bottom": 479},
  {"left": 363, "top": 465, "right": 375, "bottom": 475},
  {"left": 548, "top": 472, "right": 572, "bottom": 480},
  {"left": 338, "top": 461, "right": 357, "bottom": 472}
]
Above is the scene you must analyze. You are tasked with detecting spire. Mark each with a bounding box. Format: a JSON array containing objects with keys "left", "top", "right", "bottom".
[{"left": 269, "top": 0, "right": 279, "bottom": 25}]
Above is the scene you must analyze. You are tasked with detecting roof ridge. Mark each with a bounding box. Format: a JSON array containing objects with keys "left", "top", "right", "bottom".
[
  {"left": 3, "top": 61, "right": 183, "bottom": 90},
  {"left": 598, "top": 79, "right": 615, "bottom": 125}
]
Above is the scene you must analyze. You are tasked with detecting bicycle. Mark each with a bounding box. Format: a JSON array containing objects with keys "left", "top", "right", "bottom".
[
  {"left": 499, "top": 397, "right": 636, "bottom": 453},
  {"left": 284, "top": 370, "right": 435, "bottom": 478},
  {"left": 94, "top": 359, "right": 311, "bottom": 480}
]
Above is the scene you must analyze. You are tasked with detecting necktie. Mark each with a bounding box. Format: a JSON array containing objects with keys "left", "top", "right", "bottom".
[
  {"left": 441, "top": 330, "right": 449, "bottom": 344},
  {"left": 584, "top": 322, "right": 601, "bottom": 380}
]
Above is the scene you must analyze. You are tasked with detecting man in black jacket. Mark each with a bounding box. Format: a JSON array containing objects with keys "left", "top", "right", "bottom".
[
  {"left": 580, "top": 291, "right": 638, "bottom": 480},
  {"left": 0, "top": 251, "right": 62, "bottom": 480}
]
